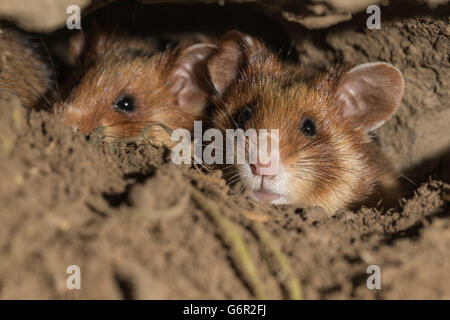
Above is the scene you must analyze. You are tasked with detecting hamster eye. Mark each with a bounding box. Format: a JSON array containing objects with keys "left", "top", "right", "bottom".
[
  {"left": 234, "top": 102, "right": 255, "bottom": 129},
  {"left": 238, "top": 105, "right": 253, "bottom": 127},
  {"left": 299, "top": 117, "right": 317, "bottom": 138},
  {"left": 113, "top": 95, "right": 136, "bottom": 114}
]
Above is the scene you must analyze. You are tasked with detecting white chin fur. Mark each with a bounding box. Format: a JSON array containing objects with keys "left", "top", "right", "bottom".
[
  {"left": 261, "top": 194, "right": 289, "bottom": 205},
  {"left": 238, "top": 164, "right": 291, "bottom": 205},
  {"left": 270, "top": 196, "right": 289, "bottom": 205}
]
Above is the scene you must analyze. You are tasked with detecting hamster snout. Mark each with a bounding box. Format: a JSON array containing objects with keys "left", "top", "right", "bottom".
[
  {"left": 249, "top": 156, "right": 279, "bottom": 177},
  {"left": 206, "top": 31, "right": 405, "bottom": 212},
  {"left": 239, "top": 134, "right": 288, "bottom": 204}
]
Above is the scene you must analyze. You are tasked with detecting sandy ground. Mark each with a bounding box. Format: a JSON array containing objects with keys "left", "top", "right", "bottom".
[{"left": 0, "top": 1, "right": 449, "bottom": 299}]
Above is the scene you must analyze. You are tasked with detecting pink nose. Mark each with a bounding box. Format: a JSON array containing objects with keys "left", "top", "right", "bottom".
[{"left": 250, "top": 157, "right": 279, "bottom": 176}]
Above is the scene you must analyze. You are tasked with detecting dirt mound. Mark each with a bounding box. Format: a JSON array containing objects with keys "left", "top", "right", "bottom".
[
  {"left": 1, "top": 95, "right": 449, "bottom": 299},
  {"left": 0, "top": 1, "right": 449, "bottom": 299}
]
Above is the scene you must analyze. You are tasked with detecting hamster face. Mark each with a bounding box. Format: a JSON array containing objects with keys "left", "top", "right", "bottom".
[
  {"left": 57, "top": 33, "right": 216, "bottom": 146},
  {"left": 208, "top": 31, "right": 404, "bottom": 212},
  {"left": 213, "top": 71, "right": 373, "bottom": 211},
  {"left": 59, "top": 51, "right": 179, "bottom": 144}
]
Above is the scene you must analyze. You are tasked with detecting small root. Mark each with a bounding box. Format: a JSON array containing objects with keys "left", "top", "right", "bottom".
[
  {"left": 251, "top": 222, "right": 302, "bottom": 300},
  {"left": 190, "top": 186, "right": 266, "bottom": 299},
  {"left": 242, "top": 210, "right": 270, "bottom": 222}
]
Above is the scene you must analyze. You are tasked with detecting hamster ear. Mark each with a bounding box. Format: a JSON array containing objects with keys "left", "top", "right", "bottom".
[
  {"left": 207, "top": 31, "right": 247, "bottom": 94},
  {"left": 66, "top": 22, "right": 110, "bottom": 64},
  {"left": 336, "top": 62, "right": 404, "bottom": 131},
  {"left": 169, "top": 43, "right": 217, "bottom": 112},
  {"left": 68, "top": 31, "right": 85, "bottom": 63},
  {"left": 207, "top": 30, "right": 276, "bottom": 95}
]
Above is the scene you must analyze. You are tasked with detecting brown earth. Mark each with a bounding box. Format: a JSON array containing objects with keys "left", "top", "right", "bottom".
[{"left": 0, "top": 1, "right": 449, "bottom": 299}]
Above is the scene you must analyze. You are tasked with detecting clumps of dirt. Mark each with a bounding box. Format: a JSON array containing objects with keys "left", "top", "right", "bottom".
[
  {"left": 269, "top": 181, "right": 450, "bottom": 299},
  {"left": 0, "top": 95, "right": 449, "bottom": 299},
  {"left": 0, "top": 99, "right": 254, "bottom": 299}
]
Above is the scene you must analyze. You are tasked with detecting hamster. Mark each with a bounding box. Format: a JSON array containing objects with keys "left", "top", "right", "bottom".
[
  {"left": 55, "top": 29, "right": 217, "bottom": 146},
  {"left": 0, "top": 24, "right": 53, "bottom": 109},
  {"left": 206, "top": 31, "right": 404, "bottom": 212}
]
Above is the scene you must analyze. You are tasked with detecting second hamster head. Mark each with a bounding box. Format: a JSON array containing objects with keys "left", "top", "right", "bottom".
[
  {"left": 56, "top": 32, "right": 216, "bottom": 146},
  {"left": 207, "top": 32, "right": 404, "bottom": 212}
]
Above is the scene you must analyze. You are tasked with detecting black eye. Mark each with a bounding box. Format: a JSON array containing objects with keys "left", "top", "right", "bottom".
[
  {"left": 233, "top": 102, "right": 255, "bottom": 129},
  {"left": 114, "top": 95, "right": 136, "bottom": 113},
  {"left": 299, "top": 117, "right": 317, "bottom": 138},
  {"left": 238, "top": 106, "right": 253, "bottom": 126}
]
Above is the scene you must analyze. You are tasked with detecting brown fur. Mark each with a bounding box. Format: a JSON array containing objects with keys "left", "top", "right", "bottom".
[
  {"left": 57, "top": 31, "right": 216, "bottom": 146},
  {"left": 0, "top": 25, "right": 52, "bottom": 108},
  {"left": 209, "top": 32, "right": 403, "bottom": 212}
]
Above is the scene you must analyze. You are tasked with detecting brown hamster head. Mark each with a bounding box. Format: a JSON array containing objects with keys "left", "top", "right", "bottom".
[
  {"left": 207, "top": 31, "right": 404, "bottom": 212},
  {"left": 56, "top": 31, "right": 216, "bottom": 146},
  {"left": 0, "top": 25, "right": 52, "bottom": 108}
]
